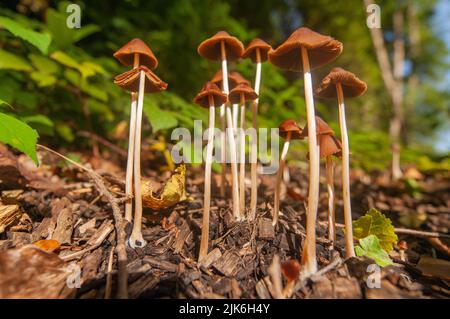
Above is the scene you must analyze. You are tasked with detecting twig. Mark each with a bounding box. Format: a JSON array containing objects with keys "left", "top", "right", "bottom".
[
  {"left": 105, "top": 246, "right": 115, "bottom": 299},
  {"left": 78, "top": 131, "right": 127, "bottom": 158},
  {"left": 37, "top": 144, "right": 128, "bottom": 299}
]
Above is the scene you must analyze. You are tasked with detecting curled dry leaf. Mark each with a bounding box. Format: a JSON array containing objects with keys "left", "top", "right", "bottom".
[
  {"left": 141, "top": 164, "right": 187, "bottom": 210},
  {"left": 32, "top": 239, "right": 61, "bottom": 253}
]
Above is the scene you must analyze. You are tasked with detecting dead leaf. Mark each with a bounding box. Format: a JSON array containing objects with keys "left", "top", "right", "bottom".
[
  {"left": 33, "top": 239, "right": 61, "bottom": 253},
  {"left": 0, "top": 204, "right": 22, "bottom": 234},
  {"left": 142, "top": 164, "right": 187, "bottom": 210},
  {"left": 417, "top": 255, "right": 450, "bottom": 280}
]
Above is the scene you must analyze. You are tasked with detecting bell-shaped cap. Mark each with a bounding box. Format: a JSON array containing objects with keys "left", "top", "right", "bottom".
[
  {"left": 113, "top": 38, "right": 158, "bottom": 69},
  {"left": 278, "top": 119, "right": 303, "bottom": 140},
  {"left": 211, "top": 70, "right": 250, "bottom": 90},
  {"left": 314, "top": 67, "right": 367, "bottom": 99},
  {"left": 194, "top": 82, "right": 227, "bottom": 108},
  {"left": 114, "top": 66, "right": 167, "bottom": 93},
  {"left": 300, "top": 116, "right": 334, "bottom": 138},
  {"left": 319, "top": 134, "right": 342, "bottom": 158},
  {"left": 228, "top": 83, "right": 258, "bottom": 104},
  {"left": 198, "top": 31, "right": 244, "bottom": 61},
  {"left": 269, "top": 27, "right": 342, "bottom": 72},
  {"left": 242, "top": 38, "right": 273, "bottom": 63}
]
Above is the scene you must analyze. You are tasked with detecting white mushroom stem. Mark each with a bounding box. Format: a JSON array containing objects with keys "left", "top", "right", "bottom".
[
  {"left": 219, "top": 42, "right": 228, "bottom": 198},
  {"left": 199, "top": 98, "right": 215, "bottom": 262},
  {"left": 232, "top": 103, "right": 239, "bottom": 134},
  {"left": 250, "top": 48, "right": 261, "bottom": 221},
  {"left": 124, "top": 54, "right": 139, "bottom": 222},
  {"left": 336, "top": 83, "right": 355, "bottom": 258},
  {"left": 221, "top": 41, "right": 240, "bottom": 220},
  {"left": 326, "top": 155, "right": 336, "bottom": 246},
  {"left": 239, "top": 94, "right": 246, "bottom": 216},
  {"left": 273, "top": 131, "right": 291, "bottom": 226},
  {"left": 129, "top": 70, "right": 147, "bottom": 249},
  {"left": 300, "top": 46, "right": 319, "bottom": 276}
]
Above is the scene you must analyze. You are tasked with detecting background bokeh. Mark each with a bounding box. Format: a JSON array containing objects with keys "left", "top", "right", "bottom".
[{"left": 0, "top": 0, "right": 448, "bottom": 172}]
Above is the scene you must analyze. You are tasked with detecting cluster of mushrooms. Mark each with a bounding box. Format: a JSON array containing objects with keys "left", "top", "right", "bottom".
[{"left": 113, "top": 27, "right": 367, "bottom": 279}]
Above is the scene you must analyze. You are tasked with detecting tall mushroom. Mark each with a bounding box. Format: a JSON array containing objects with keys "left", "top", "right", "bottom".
[
  {"left": 242, "top": 38, "right": 273, "bottom": 220},
  {"left": 198, "top": 31, "right": 244, "bottom": 219},
  {"left": 114, "top": 65, "right": 168, "bottom": 248},
  {"left": 301, "top": 116, "right": 342, "bottom": 248},
  {"left": 273, "top": 119, "right": 303, "bottom": 226},
  {"left": 269, "top": 27, "right": 342, "bottom": 276},
  {"left": 194, "top": 82, "right": 227, "bottom": 262},
  {"left": 314, "top": 67, "right": 367, "bottom": 258},
  {"left": 113, "top": 39, "right": 158, "bottom": 223},
  {"left": 228, "top": 83, "right": 258, "bottom": 218}
]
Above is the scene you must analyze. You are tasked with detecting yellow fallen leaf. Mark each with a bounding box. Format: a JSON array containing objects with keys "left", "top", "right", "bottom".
[
  {"left": 32, "top": 239, "right": 61, "bottom": 253},
  {"left": 141, "top": 164, "right": 187, "bottom": 210}
]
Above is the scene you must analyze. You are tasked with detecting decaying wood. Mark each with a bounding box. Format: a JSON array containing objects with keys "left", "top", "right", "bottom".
[
  {"left": 199, "top": 247, "right": 222, "bottom": 268},
  {"left": 52, "top": 205, "right": 75, "bottom": 244},
  {"left": 257, "top": 218, "right": 275, "bottom": 240},
  {"left": 0, "top": 204, "right": 21, "bottom": 233},
  {"left": 212, "top": 251, "right": 240, "bottom": 277},
  {"left": 143, "top": 256, "right": 178, "bottom": 272}
]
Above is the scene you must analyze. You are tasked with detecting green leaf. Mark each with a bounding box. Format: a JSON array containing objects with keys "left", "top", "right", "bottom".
[
  {"left": 353, "top": 208, "right": 398, "bottom": 252},
  {"left": 0, "top": 16, "right": 51, "bottom": 54},
  {"left": 21, "top": 114, "right": 54, "bottom": 136},
  {"left": 143, "top": 99, "right": 178, "bottom": 133},
  {"left": 30, "top": 71, "right": 57, "bottom": 87},
  {"left": 55, "top": 123, "right": 75, "bottom": 142},
  {"left": 0, "top": 98, "right": 12, "bottom": 109},
  {"left": 29, "top": 54, "right": 59, "bottom": 74},
  {"left": 355, "top": 235, "right": 394, "bottom": 267},
  {"left": 0, "top": 112, "right": 39, "bottom": 164},
  {"left": 0, "top": 49, "right": 33, "bottom": 72},
  {"left": 51, "top": 51, "right": 79, "bottom": 69}
]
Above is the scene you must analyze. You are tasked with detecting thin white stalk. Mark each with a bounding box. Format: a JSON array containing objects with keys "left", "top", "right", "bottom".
[
  {"left": 250, "top": 50, "right": 262, "bottom": 220},
  {"left": 337, "top": 83, "right": 355, "bottom": 258},
  {"left": 226, "top": 107, "right": 240, "bottom": 220},
  {"left": 273, "top": 133, "right": 291, "bottom": 226},
  {"left": 129, "top": 70, "right": 147, "bottom": 249},
  {"left": 219, "top": 42, "right": 228, "bottom": 198},
  {"left": 221, "top": 41, "right": 240, "bottom": 219},
  {"left": 326, "top": 156, "right": 336, "bottom": 246},
  {"left": 239, "top": 96, "right": 246, "bottom": 216},
  {"left": 232, "top": 103, "right": 239, "bottom": 134},
  {"left": 125, "top": 54, "right": 140, "bottom": 222},
  {"left": 199, "top": 102, "right": 215, "bottom": 262},
  {"left": 300, "top": 46, "right": 319, "bottom": 276}
]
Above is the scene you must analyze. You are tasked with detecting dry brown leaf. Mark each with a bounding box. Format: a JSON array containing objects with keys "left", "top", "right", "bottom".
[
  {"left": 142, "top": 164, "right": 187, "bottom": 210},
  {"left": 0, "top": 204, "right": 22, "bottom": 234},
  {"left": 32, "top": 239, "right": 61, "bottom": 253},
  {"left": 417, "top": 255, "right": 450, "bottom": 280}
]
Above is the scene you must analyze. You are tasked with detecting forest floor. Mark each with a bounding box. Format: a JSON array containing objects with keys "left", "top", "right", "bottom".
[{"left": 0, "top": 143, "right": 449, "bottom": 299}]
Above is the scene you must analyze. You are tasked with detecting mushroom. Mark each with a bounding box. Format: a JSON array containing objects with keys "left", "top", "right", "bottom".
[
  {"left": 274, "top": 119, "right": 303, "bottom": 226},
  {"left": 211, "top": 70, "right": 250, "bottom": 132},
  {"left": 242, "top": 38, "right": 273, "bottom": 220},
  {"left": 113, "top": 38, "right": 158, "bottom": 223},
  {"left": 302, "top": 116, "right": 342, "bottom": 247},
  {"left": 314, "top": 67, "right": 367, "bottom": 258},
  {"left": 228, "top": 83, "right": 258, "bottom": 218},
  {"left": 198, "top": 31, "right": 244, "bottom": 218},
  {"left": 194, "top": 82, "right": 227, "bottom": 262},
  {"left": 269, "top": 27, "right": 342, "bottom": 276},
  {"left": 114, "top": 65, "right": 168, "bottom": 248}
]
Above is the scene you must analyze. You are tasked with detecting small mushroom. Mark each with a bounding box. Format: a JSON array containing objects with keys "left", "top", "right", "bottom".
[
  {"left": 114, "top": 66, "right": 168, "bottom": 249},
  {"left": 194, "top": 82, "right": 227, "bottom": 262},
  {"left": 269, "top": 27, "right": 342, "bottom": 276},
  {"left": 314, "top": 67, "right": 367, "bottom": 258},
  {"left": 228, "top": 83, "right": 258, "bottom": 218},
  {"left": 113, "top": 38, "right": 158, "bottom": 223},
  {"left": 242, "top": 38, "right": 273, "bottom": 220},
  {"left": 303, "top": 117, "right": 342, "bottom": 247},
  {"left": 198, "top": 31, "right": 244, "bottom": 218},
  {"left": 274, "top": 119, "right": 303, "bottom": 226}
]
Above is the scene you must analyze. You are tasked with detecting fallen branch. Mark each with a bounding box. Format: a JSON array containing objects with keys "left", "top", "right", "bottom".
[
  {"left": 78, "top": 131, "right": 127, "bottom": 158},
  {"left": 37, "top": 144, "right": 128, "bottom": 299}
]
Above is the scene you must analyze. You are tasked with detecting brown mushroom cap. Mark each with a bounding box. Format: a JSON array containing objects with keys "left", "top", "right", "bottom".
[
  {"left": 314, "top": 67, "right": 367, "bottom": 98},
  {"left": 211, "top": 70, "right": 250, "bottom": 90},
  {"left": 197, "top": 31, "right": 244, "bottom": 61},
  {"left": 300, "top": 116, "right": 334, "bottom": 138},
  {"left": 242, "top": 38, "right": 273, "bottom": 63},
  {"left": 269, "top": 27, "right": 342, "bottom": 72},
  {"left": 318, "top": 134, "right": 342, "bottom": 158},
  {"left": 228, "top": 83, "right": 258, "bottom": 104},
  {"left": 113, "top": 38, "right": 158, "bottom": 69},
  {"left": 114, "top": 66, "right": 167, "bottom": 93},
  {"left": 193, "top": 82, "right": 227, "bottom": 108},
  {"left": 278, "top": 119, "right": 303, "bottom": 140}
]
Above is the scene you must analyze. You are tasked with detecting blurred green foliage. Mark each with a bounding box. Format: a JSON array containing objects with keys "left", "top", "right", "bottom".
[{"left": 0, "top": 0, "right": 448, "bottom": 171}]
